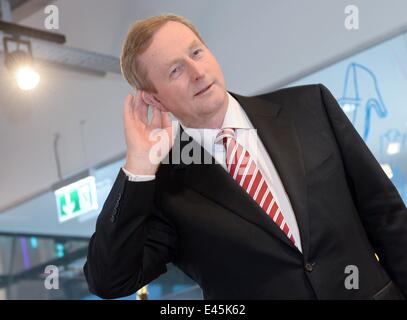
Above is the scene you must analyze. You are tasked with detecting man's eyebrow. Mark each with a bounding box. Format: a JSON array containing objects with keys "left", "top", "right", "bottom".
[{"left": 164, "top": 40, "right": 202, "bottom": 68}]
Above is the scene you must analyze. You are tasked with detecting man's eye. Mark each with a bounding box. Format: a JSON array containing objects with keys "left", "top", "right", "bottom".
[
  {"left": 170, "top": 67, "right": 178, "bottom": 76},
  {"left": 193, "top": 49, "right": 203, "bottom": 56}
]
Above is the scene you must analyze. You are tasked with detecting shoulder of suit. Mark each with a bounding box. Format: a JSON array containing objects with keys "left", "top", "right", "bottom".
[{"left": 254, "top": 84, "right": 324, "bottom": 105}]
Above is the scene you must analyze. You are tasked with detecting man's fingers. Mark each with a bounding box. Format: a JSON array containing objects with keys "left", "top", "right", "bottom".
[
  {"left": 140, "top": 103, "right": 149, "bottom": 124},
  {"left": 123, "top": 92, "right": 149, "bottom": 127},
  {"left": 124, "top": 93, "right": 148, "bottom": 131},
  {"left": 150, "top": 106, "right": 162, "bottom": 128},
  {"left": 123, "top": 94, "right": 135, "bottom": 123},
  {"left": 135, "top": 92, "right": 151, "bottom": 124},
  {"left": 161, "top": 111, "right": 172, "bottom": 128}
]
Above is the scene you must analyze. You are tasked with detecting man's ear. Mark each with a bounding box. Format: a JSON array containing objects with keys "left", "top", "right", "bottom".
[{"left": 141, "top": 91, "right": 169, "bottom": 112}]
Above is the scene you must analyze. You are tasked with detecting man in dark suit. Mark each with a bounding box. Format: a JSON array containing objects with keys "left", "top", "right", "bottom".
[{"left": 83, "top": 14, "right": 407, "bottom": 299}]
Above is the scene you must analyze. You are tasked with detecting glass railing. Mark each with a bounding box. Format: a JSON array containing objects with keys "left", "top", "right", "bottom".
[{"left": 0, "top": 232, "right": 200, "bottom": 300}]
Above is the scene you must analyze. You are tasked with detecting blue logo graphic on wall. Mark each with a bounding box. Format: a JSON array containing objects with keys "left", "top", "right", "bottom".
[{"left": 337, "top": 63, "right": 388, "bottom": 141}]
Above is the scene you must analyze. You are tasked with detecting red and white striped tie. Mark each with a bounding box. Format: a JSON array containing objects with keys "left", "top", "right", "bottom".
[{"left": 215, "top": 128, "right": 297, "bottom": 246}]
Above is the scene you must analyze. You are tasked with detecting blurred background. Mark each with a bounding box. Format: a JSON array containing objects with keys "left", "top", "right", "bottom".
[{"left": 0, "top": 0, "right": 406, "bottom": 299}]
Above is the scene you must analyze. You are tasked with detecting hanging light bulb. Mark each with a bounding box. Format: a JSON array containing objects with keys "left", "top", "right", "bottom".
[
  {"left": 4, "top": 44, "right": 41, "bottom": 91},
  {"left": 15, "top": 65, "right": 40, "bottom": 90}
]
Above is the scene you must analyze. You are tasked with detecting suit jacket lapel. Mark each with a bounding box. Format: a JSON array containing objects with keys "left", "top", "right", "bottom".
[{"left": 170, "top": 92, "right": 309, "bottom": 256}]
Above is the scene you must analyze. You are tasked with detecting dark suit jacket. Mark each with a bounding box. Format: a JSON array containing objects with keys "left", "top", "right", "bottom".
[{"left": 84, "top": 84, "right": 407, "bottom": 299}]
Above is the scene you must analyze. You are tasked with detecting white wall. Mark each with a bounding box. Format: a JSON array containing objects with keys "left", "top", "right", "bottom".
[{"left": 1, "top": 0, "right": 407, "bottom": 215}]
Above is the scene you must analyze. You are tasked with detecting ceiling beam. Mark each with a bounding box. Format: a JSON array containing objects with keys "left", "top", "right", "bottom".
[{"left": 0, "top": 20, "right": 65, "bottom": 43}]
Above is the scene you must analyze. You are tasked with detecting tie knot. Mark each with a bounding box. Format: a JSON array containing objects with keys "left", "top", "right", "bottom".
[{"left": 215, "top": 128, "right": 235, "bottom": 145}]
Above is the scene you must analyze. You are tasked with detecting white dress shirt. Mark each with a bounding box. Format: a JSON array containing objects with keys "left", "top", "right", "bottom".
[{"left": 123, "top": 92, "right": 302, "bottom": 252}]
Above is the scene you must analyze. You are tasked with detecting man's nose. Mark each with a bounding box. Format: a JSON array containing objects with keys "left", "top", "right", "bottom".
[{"left": 188, "top": 60, "right": 205, "bottom": 81}]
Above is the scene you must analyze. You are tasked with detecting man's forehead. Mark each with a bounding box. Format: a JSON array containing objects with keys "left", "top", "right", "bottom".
[
  {"left": 142, "top": 22, "right": 202, "bottom": 69},
  {"left": 151, "top": 22, "right": 193, "bottom": 44}
]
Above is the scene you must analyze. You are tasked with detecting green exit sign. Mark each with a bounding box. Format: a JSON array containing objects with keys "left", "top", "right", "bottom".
[{"left": 54, "top": 176, "right": 98, "bottom": 223}]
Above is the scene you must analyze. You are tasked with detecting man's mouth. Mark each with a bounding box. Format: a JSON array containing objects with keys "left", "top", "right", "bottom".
[{"left": 194, "top": 83, "right": 213, "bottom": 97}]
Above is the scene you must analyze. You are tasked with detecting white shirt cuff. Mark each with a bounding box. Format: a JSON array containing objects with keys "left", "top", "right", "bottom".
[{"left": 122, "top": 167, "right": 156, "bottom": 182}]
